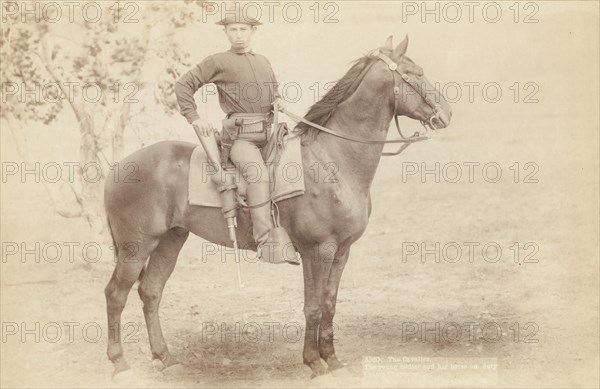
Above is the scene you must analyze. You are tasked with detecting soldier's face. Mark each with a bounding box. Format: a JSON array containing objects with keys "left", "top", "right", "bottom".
[{"left": 224, "top": 24, "right": 256, "bottom": 49}]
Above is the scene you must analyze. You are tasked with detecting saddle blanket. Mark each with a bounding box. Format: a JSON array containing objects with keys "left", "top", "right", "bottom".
[{"left": 188, "top": 132, "right": 305, "bottom": 207}]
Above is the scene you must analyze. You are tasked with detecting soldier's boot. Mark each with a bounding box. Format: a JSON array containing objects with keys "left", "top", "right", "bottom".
[{"left": 247, "top": 181, "right": 300, "bottom": 265}]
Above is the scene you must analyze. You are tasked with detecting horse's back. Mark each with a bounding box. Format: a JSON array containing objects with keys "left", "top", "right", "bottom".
[
  {"left": 118, "top": 140, "right": 196, "bottom": 170},
  {"left": 106, "top": 140, "right": 195, "bottom": 186},
  {"left": 104, "top": 141, "right": 196, "bottom": 235}
]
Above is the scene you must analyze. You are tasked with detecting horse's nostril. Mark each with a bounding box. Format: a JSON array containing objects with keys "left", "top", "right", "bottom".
[{"left": 439, "top": 111, "right": 451, "bottom": 127}]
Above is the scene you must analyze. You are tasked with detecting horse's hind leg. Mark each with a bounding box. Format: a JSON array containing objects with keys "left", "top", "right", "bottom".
[
  {"left": 105, "top": 236, "right": 159, "bottom": 376},
  {"left": 138, "top": 227, "right": 189, "bottom": 369}
]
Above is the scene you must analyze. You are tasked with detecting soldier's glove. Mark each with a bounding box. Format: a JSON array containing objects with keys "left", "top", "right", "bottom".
[
  {"left": 273, "top": 97, "right": 286, "bottom": 112},
  {"left": 192, "top": 118, "right": 216, "bottom": 137}
]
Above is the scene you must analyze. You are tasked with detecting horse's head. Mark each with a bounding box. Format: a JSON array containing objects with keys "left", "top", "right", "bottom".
[{"left": 373, "top": 35, "right": 452, "bottom": 131}]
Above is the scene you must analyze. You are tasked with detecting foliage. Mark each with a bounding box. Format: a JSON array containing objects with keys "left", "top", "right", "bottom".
[{"left": 0, "top": 0, "right": 209, "bottom": 231}]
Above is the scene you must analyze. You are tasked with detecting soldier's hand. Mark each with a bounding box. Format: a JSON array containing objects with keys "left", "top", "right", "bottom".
[
  {"left": 192, "top": 118, "right": 216, "bottom": 137},
  {"left": 274, "top": 97, "right": 286, "bottom": 112}
]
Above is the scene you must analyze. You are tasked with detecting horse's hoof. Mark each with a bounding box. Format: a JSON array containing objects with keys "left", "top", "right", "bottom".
[
  {"left": 111, "top": 368, "right": 137, "bottom": 386},
  {"left": 326, "top": 357, "right": 346, "bottom": 373},
  {"left": 329, "top": 366, "right": 351, "bottom": 378},
  {"left": 161, "top": 362, "right": 186, "bottom": 376},
  {"left": 310, "top": 369, "right": 348, "bottom": 387},
  {"left": 308, "top": 361, "right": 328, "bottom": 379}
]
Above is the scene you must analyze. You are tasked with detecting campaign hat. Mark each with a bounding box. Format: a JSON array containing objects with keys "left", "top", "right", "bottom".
[{"left": 216, "top": 15, "right": 263, "bottom": 26}]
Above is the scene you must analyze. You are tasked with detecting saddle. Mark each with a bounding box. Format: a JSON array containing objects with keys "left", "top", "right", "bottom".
[
  {"left": 218, "top": 113, "right": 290, "bottom": 194},
  {"left": 187, "top": 122, "right": 305, "bottom": 208}
]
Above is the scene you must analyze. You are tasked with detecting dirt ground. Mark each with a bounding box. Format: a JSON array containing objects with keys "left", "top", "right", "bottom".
[
  {"left": 2, "top": 108, "right": 598, "bottom": 388},
  {"left": 1, "top": 3, "right": 599, "bottom": 388}
]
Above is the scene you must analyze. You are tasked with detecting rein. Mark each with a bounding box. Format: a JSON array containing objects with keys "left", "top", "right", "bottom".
[
  {"left": 282, "top": 107, "right": 427, "bottom": 156},
  {"left": 282, "top": 51, "right": 443, "bottom": 156}
]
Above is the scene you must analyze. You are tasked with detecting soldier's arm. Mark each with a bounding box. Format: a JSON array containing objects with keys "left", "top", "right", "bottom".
[
  {"left": 263, "top": 56, "right": 285, "bottom": 111},
  {"left": 272, "top": 78, "right": 285, "bottom": 112},
  {"left": 174, "top": 56, "right": 219, "bottom": 124}
]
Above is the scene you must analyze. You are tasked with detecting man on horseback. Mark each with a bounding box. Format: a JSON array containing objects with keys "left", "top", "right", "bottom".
[{"left": 174, "top": 14, "right": 298, "bottom": 265}]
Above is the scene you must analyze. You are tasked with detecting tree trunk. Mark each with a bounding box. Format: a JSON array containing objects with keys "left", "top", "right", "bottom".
[{"left": 112, "top": 102, "right": 130, "bottom": 162}]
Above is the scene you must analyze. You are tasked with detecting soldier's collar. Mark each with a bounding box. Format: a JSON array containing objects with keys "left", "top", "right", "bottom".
[{"left": 229, "top": 46, "right": 253, "bottom": 55}]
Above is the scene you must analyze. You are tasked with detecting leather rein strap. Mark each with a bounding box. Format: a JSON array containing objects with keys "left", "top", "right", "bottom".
[{"left": 282, "top": 52, "right": 438, "bottom": 156}]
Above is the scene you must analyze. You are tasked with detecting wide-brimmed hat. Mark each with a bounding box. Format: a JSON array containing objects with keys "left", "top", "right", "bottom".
[{"left": 215, "top": 15, "right": 263, "bottom": 26}]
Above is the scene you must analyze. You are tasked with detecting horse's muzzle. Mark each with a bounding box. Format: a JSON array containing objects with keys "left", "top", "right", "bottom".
[
  {"left": 423, "top": 105, "right": 452, "bottom": 131},
  {"left": 435, "top": 109, "right": 452, "bottom": 129}
]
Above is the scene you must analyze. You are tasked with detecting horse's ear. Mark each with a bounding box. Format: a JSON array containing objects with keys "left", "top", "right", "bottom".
[
  {"left": 383, "top": 35, "right": 393, "bottom": 51},
  {"left": 392, "top": 35, "right": 409, "bottom": 58}
]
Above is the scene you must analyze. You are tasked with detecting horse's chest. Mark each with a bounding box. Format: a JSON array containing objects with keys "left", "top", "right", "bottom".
[
  {"left": 284, "top": 181, "right": 369, "bottom": 244},
  {"left": 319, "top": 186, "right": 369, "bottom": 235}
]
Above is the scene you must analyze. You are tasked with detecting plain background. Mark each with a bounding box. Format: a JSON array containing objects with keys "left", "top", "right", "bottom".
[{"left": 1, "top": 1, "right": 599, "bottom": 387}]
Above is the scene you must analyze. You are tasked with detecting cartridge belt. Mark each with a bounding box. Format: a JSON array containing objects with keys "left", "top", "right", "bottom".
[{"left": 228, "top": 112, "right": 272, "bottom": 134}]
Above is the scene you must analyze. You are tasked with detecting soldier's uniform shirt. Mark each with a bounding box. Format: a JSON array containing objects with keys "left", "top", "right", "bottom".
[{"left": 175, "top": 49, "right": 279, "bottom": 124}]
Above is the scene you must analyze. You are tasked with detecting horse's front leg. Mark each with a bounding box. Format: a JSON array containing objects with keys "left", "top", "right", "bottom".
[
  {"left": 299, "top": 241, "right": 337, "bottom": 378},
  {"left": 318, "top": 245, "right": 350, "bottom": 371}
]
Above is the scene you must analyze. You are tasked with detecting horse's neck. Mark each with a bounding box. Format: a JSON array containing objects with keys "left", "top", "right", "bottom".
[{"left": 306, "top": 85, "right": 394, "bottom": 194}]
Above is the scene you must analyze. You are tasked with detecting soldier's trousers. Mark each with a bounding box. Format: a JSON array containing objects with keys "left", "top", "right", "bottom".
[{"left": 229, "top": 139, "right": 272, "bottom": 246}]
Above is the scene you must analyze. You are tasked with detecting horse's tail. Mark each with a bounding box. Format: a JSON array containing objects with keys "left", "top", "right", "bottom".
[
  {"left": 138, "top": 265, "right": 146, "bottom": 282},
  {"left": 106, "top": 216, "right": 118, "bottom": 258},
  {"left": 106, "top": 215, "right": 121, "bottom": 271},
  {"left": 106, "top": 216, "right": 119, "bottom": 255}
]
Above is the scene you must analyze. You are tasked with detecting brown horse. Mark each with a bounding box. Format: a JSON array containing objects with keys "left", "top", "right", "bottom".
[{"left": 104, "top": 36, "right": 452, "bottom": 378}]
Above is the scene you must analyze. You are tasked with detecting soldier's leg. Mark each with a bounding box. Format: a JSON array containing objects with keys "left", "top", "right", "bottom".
[
  {"left": 230, "top": 139, "right": 296, "bottom": 264},
  {"left": 229, "top": 140, "right": 271, "bottom": 243},
  {"left": 230, "top": 139, "right": 299, "bottom": 265}
]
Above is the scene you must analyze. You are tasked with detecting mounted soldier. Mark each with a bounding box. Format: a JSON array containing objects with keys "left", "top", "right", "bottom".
[
  {"left": 105, "top": 33, "right": 452, "bottom": 377},
  {"left": 174, "top": 14, "right": 299, "bottom": 265}
]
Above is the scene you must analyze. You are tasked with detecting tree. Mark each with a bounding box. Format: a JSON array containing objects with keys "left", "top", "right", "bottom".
[{"left": 1, "top": 0, "right": 209, "bottom": 235}]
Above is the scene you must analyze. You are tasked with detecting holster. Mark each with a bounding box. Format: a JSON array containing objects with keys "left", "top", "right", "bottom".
[{"left": 220, "top": 117, "right": 243, "bottom": 169}]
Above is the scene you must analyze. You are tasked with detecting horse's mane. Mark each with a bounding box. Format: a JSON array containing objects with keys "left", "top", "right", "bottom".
[{"left": 297, "top": 52, "right": 381, "bottom": 144}]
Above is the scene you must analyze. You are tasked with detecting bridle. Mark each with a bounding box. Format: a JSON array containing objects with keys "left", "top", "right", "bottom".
[
  {"left": 374, "top": 50, "right": 446, "bottom": 136},
  {"left": 281, "top": 50, "right": 446, "bottom": 156}
]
